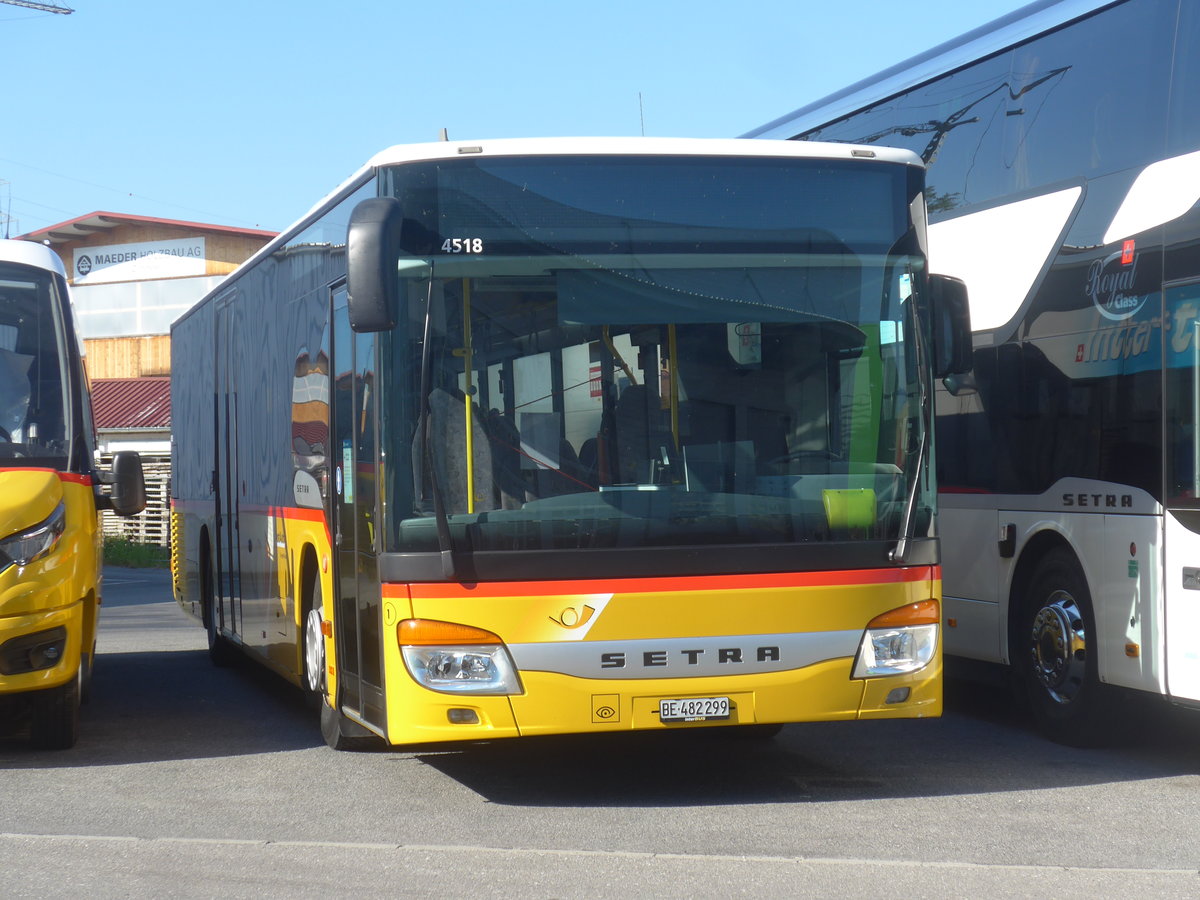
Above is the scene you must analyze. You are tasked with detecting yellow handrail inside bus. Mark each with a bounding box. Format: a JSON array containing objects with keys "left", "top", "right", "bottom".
[
  {"left": 461, "top": 279, "right": 475, "bottom": 513},
  {"left": 667, "top": 323, "right": 680, "bottom": 451}
]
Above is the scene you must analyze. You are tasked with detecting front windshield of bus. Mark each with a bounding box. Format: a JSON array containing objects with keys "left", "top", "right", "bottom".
[
  {"left": 378, "top": 154, "right": 930, "bottom": 554},
  {"left": 0, "top": 263, "right": 72, "bottom": 469}
]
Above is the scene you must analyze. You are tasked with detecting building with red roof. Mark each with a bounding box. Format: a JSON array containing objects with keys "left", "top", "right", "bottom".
[
  {"left": 18, "top": 212, "right": 275, "bottom": 454},
  {"left": 17, "top": 214, "right": 275, "bottom": 543},
  {"left": 90, "top": 376, "right": 171, "bottom": 453}
]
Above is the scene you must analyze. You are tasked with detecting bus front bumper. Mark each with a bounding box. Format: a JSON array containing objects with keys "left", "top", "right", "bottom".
[
  {"left": 380, "top": 655, "right": 941, "bottom": 745},
  {"left": 0, "top": 570, "right": 86, "bottom": 696}
]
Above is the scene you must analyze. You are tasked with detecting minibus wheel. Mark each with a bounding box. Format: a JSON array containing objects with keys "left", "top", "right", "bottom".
[{"left": 29, "top": 668, "right": 81, "bottom": 750}]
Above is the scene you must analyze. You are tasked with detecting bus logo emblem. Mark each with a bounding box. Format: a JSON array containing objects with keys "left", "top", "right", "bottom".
[
  {"left": 1087, "top": 249, "right": 1147, "bottom": 321},
  {"left": 550, "top": 604, "right": 595, "bottom": 629}
]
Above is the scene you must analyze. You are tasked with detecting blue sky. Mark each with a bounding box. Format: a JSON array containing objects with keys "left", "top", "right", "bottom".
[{"left": 3, "top": 0, "right": 1030, "bottom": 236}]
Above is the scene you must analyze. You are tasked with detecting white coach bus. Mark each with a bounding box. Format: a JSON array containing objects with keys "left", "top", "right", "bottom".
[{"left": 749, "top": 0, "right": 1200, "bottom": 743}]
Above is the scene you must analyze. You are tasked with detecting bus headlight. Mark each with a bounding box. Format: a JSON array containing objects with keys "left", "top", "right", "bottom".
[
  {"left": 398, "top": 619, "right": 522, "bottom": 695},
  {"left": 852, "top": 599, "right": 939, "bottom": 678},
  {"left": 0, "top": 502, "right": 66, "bottom": 571}
]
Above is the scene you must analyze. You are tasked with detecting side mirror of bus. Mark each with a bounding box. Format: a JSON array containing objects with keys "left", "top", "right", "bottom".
[
  {"left": 107, "top": 451, "right": 146, "bottom": 517},
  {"left": 928, "top": 274, "right": 973, "bottom": 379},
  {"left": 346, "top": 197, "right": 404, "bottom": 333}
]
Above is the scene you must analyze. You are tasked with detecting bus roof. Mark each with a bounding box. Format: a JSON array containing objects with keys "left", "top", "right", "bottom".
[
  {"left": 744, "top": 0, "right": 1115, "bottom": 140},
  {"left": 188, "top": 136, "right": 924, "bottom": 323},
  {"left": 293, "top": 136, "right": 920, "bottom": 234},
  {"left": 0, "top": 238, "right": 68, "bottom": 278},
  {"left": 363, "top": 136, "right": 922, "bottom": 168}
]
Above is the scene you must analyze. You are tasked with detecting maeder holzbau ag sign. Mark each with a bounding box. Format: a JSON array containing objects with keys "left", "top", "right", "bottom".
[{"left": 73, "top": 237, "right": 206, "bottom": 285}]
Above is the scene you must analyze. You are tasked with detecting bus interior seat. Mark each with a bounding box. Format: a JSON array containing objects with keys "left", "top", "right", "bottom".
[
  {"left": 613, "top": 384, "right": 673, "bottom": 484},
  {"left": 420, "top": 387, "right": 498, "bottom": 515}
]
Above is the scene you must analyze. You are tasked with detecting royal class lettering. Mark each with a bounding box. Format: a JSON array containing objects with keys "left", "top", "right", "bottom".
[
  {"left": 1062, "top": 492, "right": 1133, "bottom": 508},
  {"left": 1086, "top": 252, "right": 1147, "bottom": 321},
  {"left": 600, "top": 645, "right": 782, "bottom": 669}
]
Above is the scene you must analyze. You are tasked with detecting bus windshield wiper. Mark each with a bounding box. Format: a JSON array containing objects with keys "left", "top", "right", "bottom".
[
  {"left": 890, "top": 272, "right": 931, "bottom": 565},
  {"left": 415, "top": 266, "right": 458, "bottom": 580},
  {"left": 889, "top": 424, "right": 926, "bottom": 564}
]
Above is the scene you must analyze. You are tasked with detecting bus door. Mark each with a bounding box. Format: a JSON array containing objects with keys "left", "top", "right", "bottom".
[
  {"left": 330, "top": 285, "right": 386, "bottom": 730},
  {"left": 215, "top": 294, "right": 242, "bottom": 638}
]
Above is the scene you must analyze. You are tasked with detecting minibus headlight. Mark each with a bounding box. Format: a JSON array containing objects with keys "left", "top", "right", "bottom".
[
  {"left": 0, "top": 502, "right": 66, "bottom": 570},
  {"left": 398, "top": 619, "right": 522, "bottom": 695},
  {"left": 852, "top": 600, "right": 939, "bottom": 678}
]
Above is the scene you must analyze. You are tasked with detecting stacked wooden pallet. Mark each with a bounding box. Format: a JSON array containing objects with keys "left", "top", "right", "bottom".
[{"left": 100, "top": 453, "right": 171, "bottom": 547}]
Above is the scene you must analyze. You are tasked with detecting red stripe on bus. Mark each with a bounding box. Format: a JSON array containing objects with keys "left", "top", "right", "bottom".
[
  {"left": 0, "top": 468, "right": 94, "bottom": 486},
  {"left": 171, "top": 499, "right": 329, "bottom": 524},
  {"left": 394, "top": 566, "right": 939, "bottom": 599},
  {"left": 271, "top": 506, "right": 327, "bottom": 523}
]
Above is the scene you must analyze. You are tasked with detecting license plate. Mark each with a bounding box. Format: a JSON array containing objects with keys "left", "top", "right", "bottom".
[{"left": 659, "top": 696, "right": 730, "bottom": 722}]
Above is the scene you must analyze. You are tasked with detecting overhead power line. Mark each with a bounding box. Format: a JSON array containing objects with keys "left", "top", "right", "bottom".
[{"left": 0, "top": 1, "right": 73, "bottom": 13}]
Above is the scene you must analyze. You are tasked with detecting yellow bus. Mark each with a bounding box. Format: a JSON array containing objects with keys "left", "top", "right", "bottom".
[
  {"left": 0, "top": 238, "right": 145, "bottom": 749},
  {"left": 170, "top": 138, "right": 971, "bottom": 749}
]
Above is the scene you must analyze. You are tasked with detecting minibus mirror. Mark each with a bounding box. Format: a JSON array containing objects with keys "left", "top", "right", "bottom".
[
  {"left": 108, "top": 450, "right": 146, "bottom": 517},
  {"left": 929, "top": 273, "right": 973, "bottom": 379},
  {"left": 346, "top": 197, "right": 404, "bottom": 333}
]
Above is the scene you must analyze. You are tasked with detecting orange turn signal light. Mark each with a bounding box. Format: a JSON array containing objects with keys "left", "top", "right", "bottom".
[
  {"left": 397, "top": 618, "right": 503, "bottom": 646},
  {"left": 867, "top": 599, "right": 940, "bottom": 629}
]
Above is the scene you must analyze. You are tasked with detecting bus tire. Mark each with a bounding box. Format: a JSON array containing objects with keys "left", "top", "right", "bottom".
[
  {"left": 320, "top": 699, "right": 381, "bottom": 752},
  {"left": 1018, "top": 549, "right": 1109, "bottom": 746},
  {"left": 302, "top": 575, "right": 326, "bottom": 708},
  {"left": 80, "top": 645, "right": 94, "bottom": 705},
  {"left": 203, "top": 558, "right": 235, "bottom": 668},
  {"left": 733, "top": 723, "right": 784, "bottom": 739},
  {"left": 706, "top": 723, "right": 784, "bottom": 740},
  {"left": 29, "top": 669, "right": 81, "bottom": 750}
]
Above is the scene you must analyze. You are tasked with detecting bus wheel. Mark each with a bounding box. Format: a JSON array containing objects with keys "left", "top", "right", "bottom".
[
  {"left": 80, "top": 645, "right": 94, "bottom": 704},
  {"left": 203, "top": 560, "right": 235, "bottom": 668},
  {"left": 320, "top": 699, "right": 381, "bottom": 752},
  {"left": 302, "top": 582, "right": 326, "bottom": 705},
  {"left": 706, "top": 723, "right": 784, "bottom": 740},
  {"left": 29, "top": 669, "right": 81, "bottom": 750},
  {"left": 1019, "top": 550, "right": 1108, "bottom": 746}
]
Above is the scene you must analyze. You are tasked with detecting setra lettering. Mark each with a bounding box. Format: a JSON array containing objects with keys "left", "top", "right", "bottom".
[
  {"left": 597, "top": 645, "right": 782, "bottom": 670},
  {"left": 1062, "top": 493, "right": 1133, "bottom": 508}
]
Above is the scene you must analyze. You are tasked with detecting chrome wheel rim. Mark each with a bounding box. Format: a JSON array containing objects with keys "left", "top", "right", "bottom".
[
  {"left": 304, "top": 607, "right": 324, "bottom": 694},
  {"left": 1030, "top": 590, "right": 1087, "bottom": 705}
]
